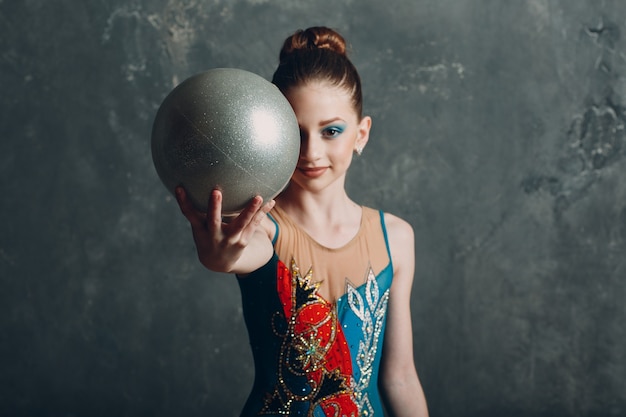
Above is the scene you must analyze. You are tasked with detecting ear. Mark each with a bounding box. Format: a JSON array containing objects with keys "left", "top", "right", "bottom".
[{"left": 355, "top": 115, "right": 372, "bottom": 154}]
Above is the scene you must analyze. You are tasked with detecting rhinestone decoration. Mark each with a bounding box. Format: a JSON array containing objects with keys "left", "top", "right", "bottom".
[
  {"left": 260, "top": 259, "right": 358, "bottom": 416},
  {"left": 347, "top": 266, "right": 390, "bottom": 416}
]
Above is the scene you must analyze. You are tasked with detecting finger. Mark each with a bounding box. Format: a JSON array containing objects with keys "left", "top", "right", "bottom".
[
  {"left": 174, "top": 186, "right": 191, "bottom": 213},
  {"left": 243, "top": 198, "right": 275, "bottom": 228},
  {"left": 206, "top": 189, "right": 224, "bottom": 231},
  {"left": 175, "top": 186, "right": 204, "bottom": 227},
  {"left": 250, "top": 198, "right": 275, "bottom": 228},
  {"left": 261, "top": 199, "right": 276, "bottom": 215},
  {"left": 237, "top": 198, "right": 275, "bottom": 243},
  {"left": 228, "top": 195, "right": 264, "bottom": 232}
]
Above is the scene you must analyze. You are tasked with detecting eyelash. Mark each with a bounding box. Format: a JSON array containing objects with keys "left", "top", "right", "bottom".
[{"left": 322, "top": 126, "right": 345, "bottom": 138}]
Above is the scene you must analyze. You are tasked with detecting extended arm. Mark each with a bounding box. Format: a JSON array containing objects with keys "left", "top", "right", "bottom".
[{"left": 175, "top": 187, "right": 275, "bottom": 275}]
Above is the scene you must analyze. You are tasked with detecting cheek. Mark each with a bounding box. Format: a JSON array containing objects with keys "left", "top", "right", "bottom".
[
  {"left": 336, "top": 141, "right": 356, "bottom": 162},
  {"left": 341, "top": 133, "right": 358, "bottom": 154}
]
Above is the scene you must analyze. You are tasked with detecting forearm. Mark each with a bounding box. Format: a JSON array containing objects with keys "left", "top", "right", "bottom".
[{"left": 380, "top": 373, "right": 429, "bottom": 417}]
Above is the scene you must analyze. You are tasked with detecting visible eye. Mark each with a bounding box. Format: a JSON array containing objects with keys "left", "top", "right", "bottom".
[{"left": 322, "top": 125, "right": 345, "bottom": 138}]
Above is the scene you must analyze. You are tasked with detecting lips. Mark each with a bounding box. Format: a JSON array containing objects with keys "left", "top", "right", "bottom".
[{"left": 298, "top": 166, "right": 328, "bottom": 178}]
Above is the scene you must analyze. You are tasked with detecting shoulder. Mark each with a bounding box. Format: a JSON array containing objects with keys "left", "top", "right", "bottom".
[
  {"left": 361, "top": 206, "right": 414, "bottom": 248},
  {"left": 382, "top": 212, "right": 414, "bottom": 244},
  {"left": 381, "top": 212, "right": 415, "bottom": 276}
]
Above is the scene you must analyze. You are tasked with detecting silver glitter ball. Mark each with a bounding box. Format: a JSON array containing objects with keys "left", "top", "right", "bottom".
[{"left": 152, "top": 68, "right": 300, "bottom": 214}]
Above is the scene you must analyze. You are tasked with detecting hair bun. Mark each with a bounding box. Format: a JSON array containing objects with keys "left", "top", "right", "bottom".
[
  {"left": 280, "top": 27, "right": 347, "bottom": 61},
  {"left": 272, "top": 26, "right": 363, "bottom": 117}
]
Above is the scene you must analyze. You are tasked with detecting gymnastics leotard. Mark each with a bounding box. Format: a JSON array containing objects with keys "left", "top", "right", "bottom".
[{"left": 237, "top": 205, "right": 393, "bottom": 416}]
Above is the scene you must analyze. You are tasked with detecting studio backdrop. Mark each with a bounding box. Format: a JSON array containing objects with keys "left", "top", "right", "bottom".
[{"left": 1, "top": 1, "right": 625, "bottom": 416}]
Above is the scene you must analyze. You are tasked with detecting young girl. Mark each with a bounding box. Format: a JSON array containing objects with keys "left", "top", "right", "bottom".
[{"left": 176, "top": 26, "right": 428, "bottom": 417}]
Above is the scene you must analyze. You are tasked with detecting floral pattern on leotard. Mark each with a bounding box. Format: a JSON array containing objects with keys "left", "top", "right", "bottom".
[
  {"left": 346, "top": 266, "right": 390, "bottom": 416},
  {"left": 260, "top": 259, "right": 358, "bottom": 416}
]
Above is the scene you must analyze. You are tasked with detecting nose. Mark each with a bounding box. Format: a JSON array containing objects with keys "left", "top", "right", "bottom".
[{"left": 299, "top": 130, "right": 321, "bottom": 161}]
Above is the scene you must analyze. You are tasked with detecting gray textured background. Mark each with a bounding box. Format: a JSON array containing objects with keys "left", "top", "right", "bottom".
[{"left": 1, "top": 1, "right": 626, "bottom": 416}]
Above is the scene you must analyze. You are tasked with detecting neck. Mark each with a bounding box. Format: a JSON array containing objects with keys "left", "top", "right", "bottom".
[
  {"left": 275, "top": 181, "right": 359, "bottom": 224},
  {"left": 275, "top": 181, "right": 363, "bottom": 249}
]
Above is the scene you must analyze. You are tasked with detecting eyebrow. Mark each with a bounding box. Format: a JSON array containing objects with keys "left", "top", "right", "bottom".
[{"left": 319, "top": 117, "right": 346, "bottom": 126}]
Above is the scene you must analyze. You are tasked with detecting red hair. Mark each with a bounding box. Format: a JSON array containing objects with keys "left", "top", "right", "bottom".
[{"left": 272, "top": 27, "right": 363, "bottom": 118}]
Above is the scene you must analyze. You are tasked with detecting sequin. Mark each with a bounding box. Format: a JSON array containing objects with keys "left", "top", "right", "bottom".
[
  {"left": 260, "top": 259, "right": 358, "bottom": 416},
  {"left": 241, "top": 207, "right": 395, "bottom": 417},
  {"left": 347, "top": 266, "right": 390, "bottom": 415}
]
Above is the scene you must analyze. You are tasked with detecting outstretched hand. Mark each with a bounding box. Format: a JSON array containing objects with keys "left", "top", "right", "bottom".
[{"left": 175, "top": 186, "right": 275, "bottom": 273}]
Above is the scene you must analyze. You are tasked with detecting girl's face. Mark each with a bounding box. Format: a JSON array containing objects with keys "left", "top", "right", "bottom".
[{"left": 284, "top": 81, "right": 371, "bottom": 194}]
